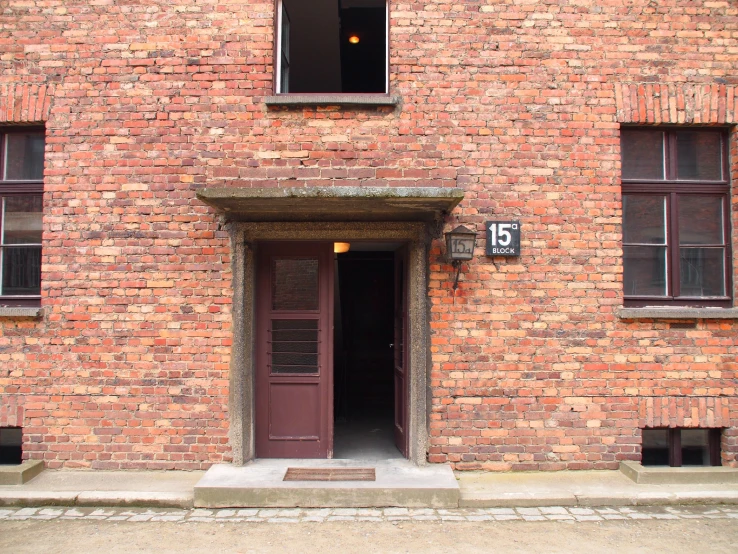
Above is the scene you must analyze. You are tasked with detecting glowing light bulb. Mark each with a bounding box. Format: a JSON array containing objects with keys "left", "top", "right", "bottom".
[
  {"left": 334, "top": 242, "right": 351, "bottom": 254},
  {"left": 348, "top": 35, "right": 360, "bottom": 44}
]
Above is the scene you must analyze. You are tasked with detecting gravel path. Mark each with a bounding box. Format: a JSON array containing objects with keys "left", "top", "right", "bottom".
[{"left": 1, "top": 506, "right": 737, "bottom": 554}]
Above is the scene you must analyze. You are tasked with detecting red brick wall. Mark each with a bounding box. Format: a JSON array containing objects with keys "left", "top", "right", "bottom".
[{"left": 1, "top": 1, "right": 736, "bottom": 469}]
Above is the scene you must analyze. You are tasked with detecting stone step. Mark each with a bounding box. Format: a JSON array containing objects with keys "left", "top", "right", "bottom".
[{"left": 194, "top": 459, "right": 460, "bottom": 508}]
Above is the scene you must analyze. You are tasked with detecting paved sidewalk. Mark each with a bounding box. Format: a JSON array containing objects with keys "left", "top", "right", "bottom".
[
  {"left": 1, "top": 505, "right": 738, "bottom": 523},
  {"left": 456, "top": 469, "right": 738, "bottom": 507},
  {"left": 1, "top": 467, "right": 738, "bottom": 509},
  {"left": 0, "top": 470, "right": 203, "bottom": 509}
]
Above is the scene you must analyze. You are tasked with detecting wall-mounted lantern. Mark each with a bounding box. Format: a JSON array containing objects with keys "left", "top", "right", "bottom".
[{"left": 444, "top": 225, "right": 477, "bottom": 289}]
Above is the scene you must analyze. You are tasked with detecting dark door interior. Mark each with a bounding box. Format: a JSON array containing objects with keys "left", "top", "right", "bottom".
[
  {"left": 333, "top": 247, "right": 408, "bottom": 459},
  {"left": 334, "top": 252, "right": 395, "bottom": 422}
]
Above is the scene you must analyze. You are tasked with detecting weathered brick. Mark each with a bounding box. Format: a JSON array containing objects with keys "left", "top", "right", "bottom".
[{"left": 0, "top": 0, "right": 736, "bottom": 471}]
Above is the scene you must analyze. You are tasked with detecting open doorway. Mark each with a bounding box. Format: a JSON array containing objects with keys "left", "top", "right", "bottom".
[{"left": 333, "top": 246, "right": 402, "bottom": 459}]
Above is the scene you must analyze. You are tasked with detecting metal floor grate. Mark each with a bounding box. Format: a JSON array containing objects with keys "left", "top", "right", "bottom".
[{"left": 283, "top": 467, "right": 376, "bottom": 482}]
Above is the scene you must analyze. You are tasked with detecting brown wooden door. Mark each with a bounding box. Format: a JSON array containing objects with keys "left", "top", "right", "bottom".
[
  {"left": 393, "top": 247, "right": 408, "bottom": 457},
  {"left": 255, "top": 242, "right": 334, "bottom": 458}
]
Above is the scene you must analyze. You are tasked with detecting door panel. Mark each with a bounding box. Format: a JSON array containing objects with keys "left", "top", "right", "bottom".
[
  {"left": 268, "top": 383, "right": 320, "bottom": 439},
  {"left": 256, "top": 242, "right": 333, "bottom": 458},
  {"left": 393, "top": 247, "right": 409, "bottom": 457}
]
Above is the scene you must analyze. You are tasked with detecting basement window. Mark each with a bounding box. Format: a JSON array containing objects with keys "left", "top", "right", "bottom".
[
  {"left": 276, "top": 0, "right": 388, "bottom": 94},
  {"left": 0, "top": 427, "right": 22, "bottom": 465},
  {"left": 642, "top": 428, "right": 721, "bottom": 467}
]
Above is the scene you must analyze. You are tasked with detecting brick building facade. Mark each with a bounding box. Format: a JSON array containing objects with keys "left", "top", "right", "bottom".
[{"left": 0, "top": 1, "right": 736, "bottom": 471}]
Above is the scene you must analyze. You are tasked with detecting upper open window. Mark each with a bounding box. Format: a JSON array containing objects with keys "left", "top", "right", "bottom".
[
  {"left": 620, "top": 128, "right": 732, "bottom": 307},
  {"left": 0, "top": 128, "right": 44, "bottom": 307},
  {"left": 276, "top": 0, "right": 388, "bottom": 94}
]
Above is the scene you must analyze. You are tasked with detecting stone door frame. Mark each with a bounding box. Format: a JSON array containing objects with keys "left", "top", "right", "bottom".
[{"left": 227, "top": 221, "right": 432, "bottom": 466}]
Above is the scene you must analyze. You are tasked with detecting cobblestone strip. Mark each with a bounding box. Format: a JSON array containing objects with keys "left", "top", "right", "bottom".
[{"left": 1, "top": 506, "right": 737, "bottom": 523}]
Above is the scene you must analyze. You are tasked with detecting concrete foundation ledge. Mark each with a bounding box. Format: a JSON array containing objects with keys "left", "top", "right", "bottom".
[
  {"left": 0, "top": 460, "right": 45, "bottom": 485},
  {"left": 620, "top": 461, "right": 738, "bottom": 484},
  {"left": 0, "top": 490, "right": 193, "bottom": 509},
  {"left": 0, "top": 491, "right": 79, "bottom": 507}
]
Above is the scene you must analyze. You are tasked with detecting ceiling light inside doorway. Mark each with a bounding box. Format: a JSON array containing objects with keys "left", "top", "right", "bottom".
[{"left": 334, "top": 242, "right": 351, "bottom": 254}]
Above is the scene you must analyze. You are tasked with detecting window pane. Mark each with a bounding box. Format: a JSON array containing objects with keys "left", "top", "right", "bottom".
[
  {"left": 1, "top": 246, "right": 41, "bottom": 295},
  {"left": 2, "top": 196, "right": 43, "bottom": 245},
  {"left": 272, "top": 258, "right": 319, "bottom": 311},
  {"left": 623, "top": 195, "right": 666, "bottom": 244},
  {"left": 270, "top": 319, "right": 319, "bottom": 374},
  {"left": 681, "top": 429, "right": 711, "bottom": 466},
  {"left": 621, "top": 129, "right": 664, "bottom": 180},
  {"left": 623, "top": 246, "right": 667, "bottom": 296},
  {"left": 679, "top": 248, "right": 725, "bottom": 297},
  {"left": 678, "top": 196, "right": 723, "bottom": 245},
  {"left": 676, "top": 131, "right": 722, "bottom": 181},
  {"left": 642, "top": 429, "right": 669, "bottom": 466},
  {"left": 4, "top": 132, "right": 45, "bottom": 181}
]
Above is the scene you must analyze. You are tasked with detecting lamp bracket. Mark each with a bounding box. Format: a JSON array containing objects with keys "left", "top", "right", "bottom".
[{"left": 452, "top": 260, "right": 462, "bottom": 290}]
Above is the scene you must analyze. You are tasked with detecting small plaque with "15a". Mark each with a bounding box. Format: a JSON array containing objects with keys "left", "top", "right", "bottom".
[{"left": 486, "top": 221, "right": 521, "bottom": 257}]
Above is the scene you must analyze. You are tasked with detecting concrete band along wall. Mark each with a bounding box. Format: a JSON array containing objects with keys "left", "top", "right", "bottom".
[{"left": 0, "top": 1, "right": 737, "bottom": 470}]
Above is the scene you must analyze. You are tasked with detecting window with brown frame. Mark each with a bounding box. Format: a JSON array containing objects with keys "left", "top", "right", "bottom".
[
  {"left": 0, "top": 128, "right": 44, "bottom": 307},
  {"left": 642, "top": 428, "right": 721, "bottom": 467},
  {"left": 620, "top": 128, "right": 732, "bottom": 307}
]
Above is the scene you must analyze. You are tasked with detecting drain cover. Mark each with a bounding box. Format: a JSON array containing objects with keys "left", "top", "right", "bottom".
[{"left": 283, "top": 467, "right": 376, "bottom": 482}]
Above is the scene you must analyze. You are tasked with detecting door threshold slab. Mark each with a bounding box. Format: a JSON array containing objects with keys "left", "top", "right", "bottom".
[{"left": 194, "top": 459, "right": 460, "bottom": 508}]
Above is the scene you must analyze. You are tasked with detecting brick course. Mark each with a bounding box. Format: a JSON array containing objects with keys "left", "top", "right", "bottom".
[{"left": 1, "top": 1, "right": 736, "bottom": 469}]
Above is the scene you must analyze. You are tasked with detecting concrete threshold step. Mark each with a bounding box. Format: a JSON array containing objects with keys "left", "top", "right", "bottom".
[{"left": 194, "top": 459, "right": 460, "bottom": 508}]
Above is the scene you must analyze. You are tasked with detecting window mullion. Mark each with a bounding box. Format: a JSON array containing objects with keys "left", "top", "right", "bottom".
[
  {"left": 722, "top": 196, "right": 731, "bottom": 298},
  {"left": 709, "top": 429, "right": 722, "bottom": 466},
  {"left": 668, "top": 192, "right": 680, "bottom": 298},
  {"left": 669, "top": 428, "right": 682, "bottom": 467},
  {"left": 666, "top": 132, "right": 677, "bottom": 180}
]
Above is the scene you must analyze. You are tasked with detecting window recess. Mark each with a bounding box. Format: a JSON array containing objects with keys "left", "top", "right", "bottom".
[
  {"left": 0, "top": 427, "right": 22, "bottom": 465},
  {"left": 276, "top": 0, "right": 388, "bottom": 94},
  {"left": 0, "top": 128, "right": 44, "bottom": 308},
  {"left": 642, "top": 428, "right": 722, "bottom": 467},
  {"left": 620, "top": 128, "right": 732, "bottom": 307}
]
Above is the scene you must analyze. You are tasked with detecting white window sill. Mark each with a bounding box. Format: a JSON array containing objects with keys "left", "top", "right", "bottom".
[
  {"left": 0, "top": 307, "right": 43, "bottom": 318},
  {"left": 618, "top": 307, "right": 738, "bottom": 320},
  {"left": 265, "top": 93, "right": 400, "bottom": 107}
]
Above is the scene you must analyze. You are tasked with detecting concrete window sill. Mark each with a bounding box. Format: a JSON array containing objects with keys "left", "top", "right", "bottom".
[
  {"left": 265, "top": 94, "right": 400, "bottom": 107},
  {"left": 0, "top": 307, "right": 43, "bottom": 318},
  {"left": 618, "top": 307, "right": 738, "bottom": 320}
]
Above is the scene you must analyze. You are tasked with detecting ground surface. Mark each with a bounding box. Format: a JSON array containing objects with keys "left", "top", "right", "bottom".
[{"left": 1, "top": 506, "right": 737, "bottom": 553}]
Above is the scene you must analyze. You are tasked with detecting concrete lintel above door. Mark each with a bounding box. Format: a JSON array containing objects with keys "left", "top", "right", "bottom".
[{"left": 196, "top": 186, "right": 464, "bottom": 222}]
